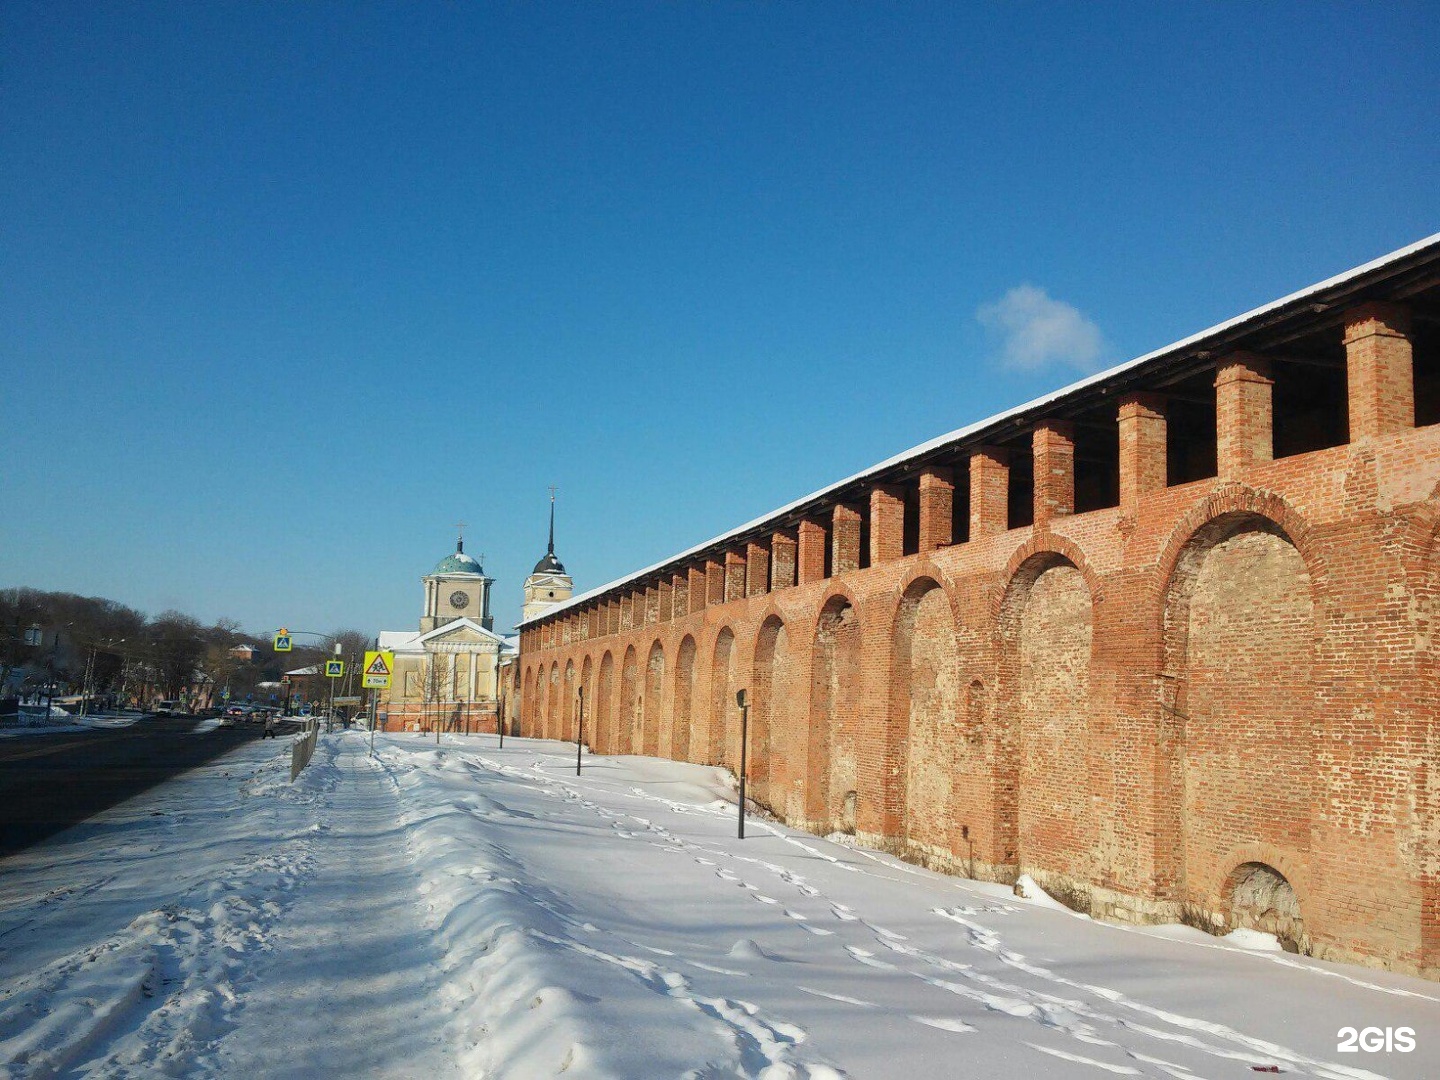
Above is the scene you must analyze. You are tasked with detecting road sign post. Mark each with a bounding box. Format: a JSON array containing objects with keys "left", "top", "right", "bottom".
[{"left": 362, "top": 651, "right": 393, "bottom": 753}]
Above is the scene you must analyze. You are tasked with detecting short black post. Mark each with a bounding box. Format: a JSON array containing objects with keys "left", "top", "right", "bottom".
[
  {"left": 576, "top": 685, "right": 585, "bottom": 776},
  {"left": 736, "top": 689, "right": 749, "bottom": 840}
]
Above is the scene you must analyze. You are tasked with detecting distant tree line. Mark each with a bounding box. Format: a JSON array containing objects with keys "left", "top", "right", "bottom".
[{"left": 0, "top": 587, "right": 372, "bottom": 711}]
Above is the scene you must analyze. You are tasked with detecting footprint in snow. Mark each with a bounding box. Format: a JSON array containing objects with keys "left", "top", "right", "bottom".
[{"left": 911, "top": 1015, "right": 977, "bottom": 1034}]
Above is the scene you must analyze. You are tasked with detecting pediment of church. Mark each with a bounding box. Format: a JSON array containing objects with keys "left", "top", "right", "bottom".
[{"left": 416, "top": 616, "right": 506, "bottom": 647}]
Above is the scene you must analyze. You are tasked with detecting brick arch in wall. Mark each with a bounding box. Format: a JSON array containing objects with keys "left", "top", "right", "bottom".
[
  {"left": 890, "top": 576, "right": 960, "bottom": 860},
  {"left": 597, "top": 651, "right": 616, "bottom": 754},
  {"left": 1386, "top": 478, "right": 1440, "bottom": 976},
  {"left": 1151, "top": 484, "right": 1328, "bottom": 623},
  {"left": 619, "top": 646, "right": 639, "bottom": 755},
  {"left": 580, "top": 655, "right": 594, "bottom": 749},
  {"left": 1159, "top": 508, "right": 1319, "bottom": 929},
  {"left": 563, "top": 660, "right": 576, "bottom": 742},
  {"left": 751, "top": 615, "right": 791, "bottom": 813},
  {"left": 643, "top": 640, "right": 664, "bottom": 758},
  {"left": 709, "top": 627, "right": 737, "bottom": 768},
  {"left": 997, "top": 549, "right": 1097, "bottom": 895},
  {"left": 672, "top": 636, "right": 697, "bottom": 763},
  {"left": 809, "top": 590, "right": 863, "bottom": 833},
  {"left": 521, "top": 666, "right": 534, "bottom": 735},
  {"left": 546, "top": 662, "right": 561, "bottom": 740}
]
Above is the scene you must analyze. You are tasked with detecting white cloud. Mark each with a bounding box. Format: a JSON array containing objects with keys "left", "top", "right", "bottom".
[{"left": 976, "top": 285, "right": 1107, "bottom": 371}]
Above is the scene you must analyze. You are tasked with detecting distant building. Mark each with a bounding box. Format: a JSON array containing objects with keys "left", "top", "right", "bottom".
[{"left": 378, "top": 535, "right": 512, "bottom": 733}]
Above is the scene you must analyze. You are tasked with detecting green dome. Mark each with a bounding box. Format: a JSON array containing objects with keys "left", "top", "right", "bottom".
[{"left": 432, "top": 546, "right": 484, "bottom": 576}]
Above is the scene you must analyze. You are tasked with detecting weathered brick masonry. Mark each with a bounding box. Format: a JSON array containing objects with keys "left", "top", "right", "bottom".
[{"left": 515, "top": 237, "right": 1440, "bottom": 977}]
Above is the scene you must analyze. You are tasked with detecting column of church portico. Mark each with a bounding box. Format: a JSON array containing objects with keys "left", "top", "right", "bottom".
[
  {"left": 918, "top": 466, "right": 953, "bottom": 551},
  {"left": 1119, "top": 393, "right": 1167, "bottom": 515},
  {"left": 746, "top": 542, "right": 770, "bottom": 597},
  {"left": 689, "top": 566, "right": 708, "bottom": 613},
  {"left": 1215, "top": 353, "right": 1274, "bottom": 476},
  {"left": 1032, "top": 420, "right": 1075, "bottom": 528},
  {"left": 869, "top": 484, "right": 905, "bottom": 564},
  {"left": 1344, "top": 302, "right": 1414, "bottom": 439},
  {"left": 725, "top": 551, "right": 747, "bottom": 602},
  {"left": 832, "top": 504, "right": 862, "bottom": 574},
  {"left": 671, "top": 573, "right": 688, "bottom": 619},
  {"left": 706, "top": 560, "right": 725, "bottom": 606},
  {"left": 969, "top": 447, "right": 1009, "bottom": 537},
  {"left": 797, "top": 520, "right": 826, "bottom": 584},
  {"left": 771, "top": 531, "right": 797, "bottom": 590}
]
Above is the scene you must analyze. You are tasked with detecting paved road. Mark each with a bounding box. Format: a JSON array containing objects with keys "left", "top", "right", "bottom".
[{"left": 0, "top": 715, "right": 304, "bottom": 857}]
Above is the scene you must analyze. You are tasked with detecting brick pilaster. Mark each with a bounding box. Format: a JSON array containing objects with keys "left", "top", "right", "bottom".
[
  {"left": 1344, "top": 302, "right": 1414, "bottom": 440},
  {"left": 658, "top": 579, "right": 673, "bottom": 622},
  {"left": 1119, "top": 392, "right": 1167, "bottom": 513},
  {"left": 832, "top": 504, "right": 862, "bottom": 575},
  {"left": 689, "top": 566, "right": 708, "bottom": 612},
  {"left": 969, "top": 447, "right": 1009, "bottom": 537},
  {"left": 918, "top": 466, "right": 953, "bottom": 551},
  {"left": 724, "top": 551, "right": 746, "bottom": 602},
  {"left": 619, "top": 593, "right": 635, "bottom": 631},
  {"left": 797, "top": 520, "right": 826, "bottom": 584},
  {"left": 705, "top": 559, "right": 725, "bottom": 606},
  {"left": 869, "top": 484, "right": 905, "bottom": 564},
  {"left": 671, "top": 573, "right": 688, "bottom": 619},
  {"left": 770, "top": 531, "right": 797, "bottom": 590},
  {"left": 746, "top": 541, "right": 770, "bottom": 597},
  {"left": 1215, "top": 352, "right": 1273, "bottom": 476},
  {"left": 1032, "top": 420, "right": 1075, "bottom": 527}
]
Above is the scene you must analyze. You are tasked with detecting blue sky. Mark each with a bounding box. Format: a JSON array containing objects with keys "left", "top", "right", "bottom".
[{"left": 2, "top": 1, "right": 1436, "bottom": 637}]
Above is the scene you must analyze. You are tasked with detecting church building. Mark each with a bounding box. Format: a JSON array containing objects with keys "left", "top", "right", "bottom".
[{"left": 378, "top": 535, "right": 513, "bottom": 732}]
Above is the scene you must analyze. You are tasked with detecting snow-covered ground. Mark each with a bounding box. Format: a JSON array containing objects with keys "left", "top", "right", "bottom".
[
  {"left": 1, "top": 732, "right": 1436, "bottom": 1079},
  {"left": 0, "top": 709, "right": 146, "bottom": 737}
]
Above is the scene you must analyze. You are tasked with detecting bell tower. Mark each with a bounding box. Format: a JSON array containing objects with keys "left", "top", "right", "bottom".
[
  {"left": 422, "top": 526, "right": 494, "bottom": 633},
  {"left": 523, "top": 490, "right": 573, "bottom": 623}
]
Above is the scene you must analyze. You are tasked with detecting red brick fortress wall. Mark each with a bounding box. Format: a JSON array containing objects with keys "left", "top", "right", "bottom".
[{"left": 517, "top": 241, "right": 1440, "bottom": 978}]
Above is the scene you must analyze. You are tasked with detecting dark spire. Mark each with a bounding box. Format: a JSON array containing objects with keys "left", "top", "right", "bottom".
[{"left": 532, "top": 488, "right": 567, "bottom": 576}]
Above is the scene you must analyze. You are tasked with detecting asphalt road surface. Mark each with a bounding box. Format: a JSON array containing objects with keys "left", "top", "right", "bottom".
[{"left": 0, "top": 715, "right": 303, "bottom": 857}]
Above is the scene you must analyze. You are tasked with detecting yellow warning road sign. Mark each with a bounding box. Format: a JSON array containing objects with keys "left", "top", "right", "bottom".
[{"left": 362, "top": 650, "right": 394, "bottom": 689}]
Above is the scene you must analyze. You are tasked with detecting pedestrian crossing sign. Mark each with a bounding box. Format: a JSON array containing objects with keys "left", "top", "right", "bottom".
[
  {"left": 325, "top": 660, "right": 345, "bottom": 678},
  {"left": 362, "top": 650, "right": 394, "bottom": 689},
  {"left": 274, "top": 633, "right": 292, "bottom": 652}
]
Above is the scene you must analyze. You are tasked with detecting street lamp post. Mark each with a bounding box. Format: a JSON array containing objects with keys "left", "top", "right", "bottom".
[
  {"left": 576, "top": 685, "right": 585, "bottom": 776},
  {"left": 736, "top": 688, "right": 749, "bottom": 840}
]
